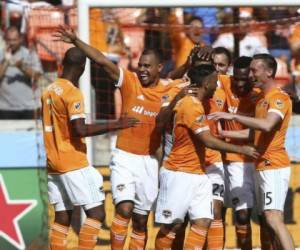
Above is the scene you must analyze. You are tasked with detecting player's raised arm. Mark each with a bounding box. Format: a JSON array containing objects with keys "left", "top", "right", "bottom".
[
  {"left": 71, "top": 115, "right": 139, "bottom": 138},
  {"left": 54, "top": 25, "right": 120, "bottom": 82}
]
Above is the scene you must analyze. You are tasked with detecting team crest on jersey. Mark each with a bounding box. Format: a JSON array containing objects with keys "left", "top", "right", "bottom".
[
  {"left": 275, "top": 99, "right": 284, "bottom": 109},
  {"left": 162, "top": 210, "right": 172, "bottom": 218},
  {"left": 161, "top": 94, "right": 169, "bottom": 103},
  {"left": 74, "top": 102, "right": 81, "bottom": 110},
  {"left": 215, "top": 98, "right": 224, "bottom": 108},
  {"left": 195, "top": 115, "right": 205, "bottom": 123}
]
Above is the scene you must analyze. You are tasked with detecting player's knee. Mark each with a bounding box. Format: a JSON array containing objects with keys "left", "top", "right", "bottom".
[
  {"left": 132, "top": 214, "right": 148, "bottom": 232},
  {"left": 263, "top": 210, "right": 283, "bottom": 229},
  {"left": 236, "top": 209, "right": 251, "bottom": 225},
  {"left": 192, "top": 218, "right": 212, "bottom": 228},
  {"left": 116, "top": 201, "right": 134, "bottom": 219}
]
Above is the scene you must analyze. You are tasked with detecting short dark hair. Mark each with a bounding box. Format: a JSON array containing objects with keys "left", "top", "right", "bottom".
[
  {"left": 233, "top": 56, "right": 252, "bottom": 69},
  {"left": 213, "top": 47, "right": 232, "bottom": 64},
  {"left": 253, "top": 53, "right": 277, "bottom": 78},
  {"left": 63, "top": 47, "right": 86, "bottom": 67},
  {"left": 187, "top": 64, "right": 216, "bottom": 87},
  {"left": 141, "top": 49, "right": 163, "bottom": 64}
]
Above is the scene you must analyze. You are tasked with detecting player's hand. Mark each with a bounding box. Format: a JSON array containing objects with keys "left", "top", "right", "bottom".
[
  {"left": 196, "top": 45, "right": 213, "bottom": 62},
  {"left": 187, "top": 44, "right": 202, "bottom": 66},
  {"left": 208, "top": 112, "right": 235, "bottom": 121},
  {"left": 53, "top": 25, "right": 77, "bottom": 44},
  {"left": 116, "top": 115, "right": 140, "bottom": 129},
  {"left": 240, "top": 145, "right": 260, "bottom": 159}
]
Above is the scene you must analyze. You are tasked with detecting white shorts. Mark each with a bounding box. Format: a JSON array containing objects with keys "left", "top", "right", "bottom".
[
  {"left": 255, "top": 167, "right": 290, "bottom": 214},
  {"left": 48, "top": 166, "right": 105, "bottom": 212},
  {"left": 206, "top": 162, "right": 225, "bottom": 202},
  {"left": 110, "top": 148, "right": 159, "bottom": 215},
  {"left": 224, "top": 162, "right": 255, "bottom": 211},
  {"left": 155, "top": 167, "right": 213, "bottom": 224}
]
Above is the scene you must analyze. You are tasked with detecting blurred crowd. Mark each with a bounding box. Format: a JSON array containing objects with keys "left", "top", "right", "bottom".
[{"left": 1, "top": 1, "right": 300, "bottom": 119}]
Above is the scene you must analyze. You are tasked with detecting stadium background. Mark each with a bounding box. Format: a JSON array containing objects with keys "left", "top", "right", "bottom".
[{"left": 1, "top": 2, "right": 300, "bottom": 249}]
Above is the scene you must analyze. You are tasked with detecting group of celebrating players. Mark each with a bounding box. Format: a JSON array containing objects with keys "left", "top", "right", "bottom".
[{"left": 42, "top": 25, "right": 295, "bottom": 250}]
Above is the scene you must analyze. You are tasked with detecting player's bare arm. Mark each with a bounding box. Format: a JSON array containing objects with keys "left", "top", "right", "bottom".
[
  {"left": 209, "top": 111, "right": 282, "bottom": 132},
  {"left": 54, "top": 25, "right": 120, "bottom": 82},
  {"left": 196, "top": 130, "right": 259, "bottom": 159},
  {"left": 71, "top": 115, "right": 139, "bottom": 137}
]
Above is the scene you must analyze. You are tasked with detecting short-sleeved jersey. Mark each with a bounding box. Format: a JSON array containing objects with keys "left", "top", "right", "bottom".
[
  {"left": 254, "top": 87, "right": 291, "bottom": 170},
  {"left": 220, "top": 74, "right": 260, "bottom": 162},
  {"left": 115, "top": 68, "right": 186, "bottom": 155},
  {"left": 41, "top": 78, "right": 88, "bottom": 174},
  {"left": 204, "top": 87, "right": 226, "bottom": 166},
  {"left": 163, "top": 95, "right": 209, "bottom": 174}
]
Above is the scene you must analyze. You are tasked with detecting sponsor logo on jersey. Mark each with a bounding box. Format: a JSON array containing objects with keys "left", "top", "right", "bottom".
[{"left": 132, "top": 106, "right": 158, "bottom": 117}]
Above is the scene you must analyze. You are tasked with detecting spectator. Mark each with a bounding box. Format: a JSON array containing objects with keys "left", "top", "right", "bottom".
[
  {"left": 0, "top": 26, "right": 42, "bottom": 119},
  {"left": 183, "top": 7, "right": 219, "bottom": 44},
  {"left": 169, "top": 11, "right": 206, "bottom": 68},
  {"left": 213, "top": 8, "right": 269, "bottom": 57}
]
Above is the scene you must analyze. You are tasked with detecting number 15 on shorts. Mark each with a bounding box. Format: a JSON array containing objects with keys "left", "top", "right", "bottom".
[{"left": 263, "top": 191, "right": 273, "bottom": 206}]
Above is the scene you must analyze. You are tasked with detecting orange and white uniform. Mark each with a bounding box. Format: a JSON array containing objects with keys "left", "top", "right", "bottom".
[
  {"left": 254, "top": 87, "right": 292, "bottom": 213},
  {"left": 219, "top": 74, "right": 258, "bottom": 210},
  {"left": 204, "top": 87, "right": 226, "bottom": 202},
  {"left": 42, "top": 78, "right": 104, "bottom": 211},
  {"left": 156, "top": 95, "right": 213, "bottom": 224},
  {"left": 110, "top": 68, "right": 186, "bottom": 214}
]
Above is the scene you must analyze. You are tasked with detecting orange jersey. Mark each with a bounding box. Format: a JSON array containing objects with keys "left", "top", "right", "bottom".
[
  {"left": 220, "top": 74, "right": 260, "bottom": 162},
  {"left": 204, "top": 87, "right": 226, "bottom": 166},
  {"left": 116, "top": 69, "right": 185, "bottom": 155},
  {"left": 255, "top": 87, "right": 292, "bottom": 170},
  {"left": 41, "top": 78, "right": 88, "bottom": 174},
  {"left": 163, "top": 95, "right": 209, "bottom": 175}
]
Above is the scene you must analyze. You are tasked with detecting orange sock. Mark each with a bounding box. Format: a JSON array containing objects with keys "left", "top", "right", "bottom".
[
  {"left": 50, "top": 223, "right": 69, "bottom": 250},
  {"left": 207, "top": 219, "right": 224, "bottom": 250},
  {"left": 184, "top": 225, "right": 208, "bottom": 250},
  {"left": 78, "top": 218, "right": 101, "bottom": 250},
  {"left": 236, "top": 224, "right": 252, "bottom": 250},
  {"left": 129, "top": 230, "right": 147, "bottom": 250},
  {"left": 155, "top": 228, "right": 176, "bottom": 250},
  {"left": 110, "top": 214, "right": 130, "bottom": 250}
]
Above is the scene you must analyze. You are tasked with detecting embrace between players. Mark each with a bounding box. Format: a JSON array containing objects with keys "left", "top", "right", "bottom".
[{"left": 42, "top": 25, "right": 295, "bottom": 250}]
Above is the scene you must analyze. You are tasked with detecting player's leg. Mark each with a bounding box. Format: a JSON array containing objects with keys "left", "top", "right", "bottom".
[
  {"left": 172, "top": 215, "right": 189, "bottom": 250},
  {"left": 184, "top": 173, "right": 213, "bottom": 249},
  {"left": 155, "top": 167, "right": 194, "bottom": 250},
  {"left": 48, "top": 174, "right": 73, "bottom": 250},
  {"left": 129, "top": 154, "right": 159, "bottom": 250},
  {"left": 257, "top": 168, "right": 295, "bottom": 250},
  {"left": 61, "top": 166, "right": 106, "bottom": 250},
  {"left": 227, "top": 162, "right": 255, "bottom": 250},
  {"left": 206, "top": 162, "right": 225, "bottom": 250},
  {"left": 73, "top": 166, "right": 106, "bottom": 250},
  {"left": 110, "top": 149, "right": 138, "bottom": 250}
]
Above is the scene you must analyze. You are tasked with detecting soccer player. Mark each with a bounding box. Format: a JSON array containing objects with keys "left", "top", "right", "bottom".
[
  {"left": 161, "top": 47, "right": 227, "bottom": 250},
  {"left": 209, "top": 53, "right": 295, "bottom": 250},
  {"left": 42, "top": 47, "right": 138, "bottom": 250},
  {"left": 55, "top": 26, "right": 187, "bottom": 250},
  {"left": 155, "top": 64, "right": 259, "bottom": 250},
  {"left": 217, "top": 56, "right": 259, "bottom": 250},
  {"left": 212, "top": 46, "right": 232, "bottom": 75}
]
